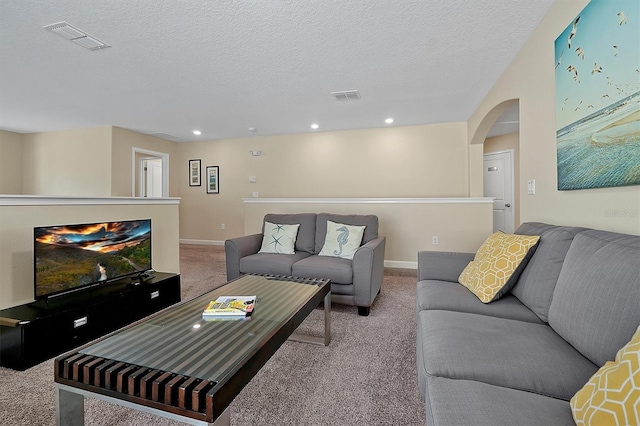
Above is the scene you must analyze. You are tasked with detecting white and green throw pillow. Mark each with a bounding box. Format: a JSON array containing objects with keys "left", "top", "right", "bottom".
[
  {"left": 319, "top": 221, "right": 366, "bottom": 260},
  {"left": 259, "top": 222, "right": 300, "bottom": 254}
]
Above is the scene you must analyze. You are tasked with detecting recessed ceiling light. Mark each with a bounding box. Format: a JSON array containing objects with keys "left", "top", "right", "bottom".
[
  {"left": 248, "top": 127, "right": 257, "bottom": 133},
  {"left": 310, "top": 124, "right": 319, "bottom": 130},
  {"left": 385, "top": 118, "right": 394, "bottom": 124},
  {"left": 192, "top": 130, "right": 202, "bottom": 136}
]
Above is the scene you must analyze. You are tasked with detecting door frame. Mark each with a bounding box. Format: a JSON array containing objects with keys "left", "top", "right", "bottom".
[
  {"left": 131, "top": 147, "right": 169, "bottom": 197},
  {"left": 483, "top": 149, "right": 515, "bottom": 233}
]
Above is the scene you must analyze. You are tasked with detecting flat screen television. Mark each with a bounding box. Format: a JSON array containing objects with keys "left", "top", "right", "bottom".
[{"left": 34, "top": 219, "right": 152, "bottom": 300}]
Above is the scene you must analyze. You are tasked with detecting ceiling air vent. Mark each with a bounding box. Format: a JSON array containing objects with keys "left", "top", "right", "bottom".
[
  {"left": 43, "top": 21, "right": 111, "bottom": 51},
  {"left": 147, "top": 132, "right": 185, "bottom": 142},
  {"left": 330, "top": 90, "right": 361, "bottom": 101}
]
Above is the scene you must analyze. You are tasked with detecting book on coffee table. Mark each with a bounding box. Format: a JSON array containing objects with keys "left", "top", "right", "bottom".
[{"left": 202, "top": 296, "right": 256, "bottom": 320}]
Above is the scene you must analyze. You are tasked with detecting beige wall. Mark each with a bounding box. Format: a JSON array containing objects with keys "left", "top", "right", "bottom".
[
  {"left": 111, "top": 127, "right": 178, "bottom": 197},
  {"left": 469, "top": 0, "right": 640, "bottom": 235},
  {"left": 0, "top": 130, "right": 23, "bottom": 194},
  {"left": 243, "top": 199, "right": 493, "bottom": 266},
  {"left": 484, "top": 132, "right": 520, "bottom": 227},
  {"left": 0, "top": 198, "right": 180, "bottom": 309},
  {"left": 21, "top": 127, "right": 113, "bottom": 196},
  {"left": 177, "top": 123, "right": 470, "bottom": 244}
]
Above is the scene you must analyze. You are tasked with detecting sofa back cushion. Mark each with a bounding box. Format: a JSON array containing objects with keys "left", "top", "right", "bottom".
[
  {"left": 314, "top": 213, "right": 378, "bottom": 254},
  {"left": 548, "top": 229, "right": 640, "bottom": 366},
  {"left": 264, "top": 213, "right": 316, "bottom": 254},
  {"left": 512, "top": 223, "right": 586, "bottom": 322}
]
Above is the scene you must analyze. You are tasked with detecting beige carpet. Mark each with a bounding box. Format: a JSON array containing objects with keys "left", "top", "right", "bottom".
[{"left": 0, "top": 245, "right": 424, "bottom": 425}]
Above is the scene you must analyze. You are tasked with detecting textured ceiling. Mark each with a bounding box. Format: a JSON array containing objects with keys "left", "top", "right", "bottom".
[{"left": 0, "top": 1, "right": 554, "bottom": 142}]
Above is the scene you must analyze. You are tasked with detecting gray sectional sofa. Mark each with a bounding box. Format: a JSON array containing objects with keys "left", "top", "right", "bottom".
[
  {"left": 225, "top": 213, "right": 386, "bottom": 316},
  {"left": 416, "top": 222, "right": 640, "bottom": 425}
]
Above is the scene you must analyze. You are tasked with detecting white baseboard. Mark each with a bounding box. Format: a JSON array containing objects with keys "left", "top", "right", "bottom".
[
  {"left": 384, "top": 260, "right": 417, "bottom": 270},
  {"left": 180, "top": 240, "right": 417, "bottom": 269},
  {"left": 180, "top": 239, "right": 225, "bottom": 246}
]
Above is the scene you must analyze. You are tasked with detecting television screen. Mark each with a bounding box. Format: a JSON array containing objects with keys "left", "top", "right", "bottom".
[{"left": 34, "top": 219, "right": 152, "bottom": 299}]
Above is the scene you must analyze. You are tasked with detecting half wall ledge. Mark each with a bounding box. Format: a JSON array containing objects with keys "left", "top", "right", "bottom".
[{"left": 0, "top": 195, "right": 180, "bottom": 206}]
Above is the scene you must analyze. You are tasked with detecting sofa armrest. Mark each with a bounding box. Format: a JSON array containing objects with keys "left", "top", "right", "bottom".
[
  {"left": 225, "top": 233, "right": 263, "bottom": 281},
  {"left": 352, "top": 236, "right": 386, "bottom": 307},
  {"left": 417, "top": 251, "right": 474, "bottom": 283}
]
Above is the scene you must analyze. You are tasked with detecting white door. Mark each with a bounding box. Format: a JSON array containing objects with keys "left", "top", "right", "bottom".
[
  {"left": 143, "top": 158, "right": 163, "bottom": 198},
  {"left": 483, "top": 151, "right": 515, "bottom": 233}
]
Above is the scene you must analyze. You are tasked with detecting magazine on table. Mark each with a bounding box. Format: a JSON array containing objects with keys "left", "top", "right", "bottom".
[{"left": 202, "top": 295, "right": 256, "bottom": 320}]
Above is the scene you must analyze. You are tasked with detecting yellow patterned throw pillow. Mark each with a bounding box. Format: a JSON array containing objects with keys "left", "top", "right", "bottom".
[
  {"left": 458, "top": 232, "right": 540, "bottom": 303},
  {"left": 571, "top": 325, "right": 640, "bottom": 426}
]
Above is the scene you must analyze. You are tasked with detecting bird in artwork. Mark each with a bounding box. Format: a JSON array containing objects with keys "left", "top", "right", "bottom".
[
  {"left": 556, "top": 49, "right": 565, "bottom": 69},
  {"left": 607, "top": 76, "right": 612, "bottom": 85},
  {"left": 568, "top": 16, "right": 580, "bottom": 48},
  {"left": 575, "top": 47, "right": 585, "bottom": 60},
  {"left": 575, "top": 101, "right": 583, "bottom": 111},
  {"left": 591, "top": 63, "right": 602, "bottom": 74},
  {"left": 602, "top": 94, "right": 610, "bottom": 99},
  {"left": 618, "top": 11, "right": 627, "bottom": 25},
  {"left": 567, "top": 65, "right": 579, "bottom": 82},
  {"left": 562, "top": 97, "right": 569, "bottom": 110},
  {"left": 613, "top": 45, "right": 619, "bottom": 56},
  {"left": 587, "top": 105, "right": 594, "bottom": 109}
]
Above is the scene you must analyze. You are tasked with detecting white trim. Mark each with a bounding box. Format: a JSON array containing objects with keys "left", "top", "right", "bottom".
[
  {"left": 0, "top": 195, "right": 180, "bottom": 206},
  {"left": 180, "top": 239, "right": 225, "bottom": 246},
  {"left": 384, "top": 260, "right": 417, "bottom": 269},
  {"left": 242, "top": 197, "right": 493, "bottom": 204}
]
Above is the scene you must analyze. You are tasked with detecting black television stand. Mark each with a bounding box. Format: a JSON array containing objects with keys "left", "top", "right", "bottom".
[{"left": 0, "top": 272, "right": 180, "bottom": 370}]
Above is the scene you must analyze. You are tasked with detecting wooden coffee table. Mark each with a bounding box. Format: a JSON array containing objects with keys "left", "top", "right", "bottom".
[{"left": 54, "top": 274, "right": 331, "bottom": 425}]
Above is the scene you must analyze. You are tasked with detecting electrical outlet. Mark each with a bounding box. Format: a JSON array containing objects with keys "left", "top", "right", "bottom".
[
  {"left": 252, "top": 192, "right": 259, "bottom": 198},
  {"left": 220, "top": 223, "right": 225, "bottom": 230},
  {"left": 249, "top": 176, "right": 256, "bottom": 183},
  {"left": 432, "top": 236, "right": 439, "bottom": 245}
]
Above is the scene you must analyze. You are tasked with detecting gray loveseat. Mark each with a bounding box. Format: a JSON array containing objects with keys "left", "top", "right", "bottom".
[
  {"left": 225, "top": 213, "right": 386, "bottom": 316},
  {"left": 416, "top": 222, "right": 640, "bottom": 425}
]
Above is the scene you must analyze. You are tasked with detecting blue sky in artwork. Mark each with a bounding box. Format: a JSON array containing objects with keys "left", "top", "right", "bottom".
[{"left": 555, "top": 0, "right": 639, "bottom": 129}]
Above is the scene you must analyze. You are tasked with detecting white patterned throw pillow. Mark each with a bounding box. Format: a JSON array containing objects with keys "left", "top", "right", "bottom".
[
  {"left": 319, "top": 220, "right": 366, "bottom": 260},
  {"left": 259, "top": 222, "right": 300, "bottom": 254}
]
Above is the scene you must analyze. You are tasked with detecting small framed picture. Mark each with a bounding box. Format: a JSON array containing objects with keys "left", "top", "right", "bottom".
[
  {"left": 189, "top": 159, "right": 201, "bottom": 186},
  {"left": 206, "top": 166, "right": 219, "bottom": 194}
]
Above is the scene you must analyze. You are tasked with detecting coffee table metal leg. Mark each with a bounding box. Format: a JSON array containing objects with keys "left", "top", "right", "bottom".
[
  {"left": 56, "top": 385, "right": 84, "bottom": 426},
  {"left": 289, "top": 291, "right": 331, "bottom": 346},
  {"left": 213, "top": 406, "right": 231, "bottom": 425},
  {"left": 323, "top": 291, "right": 331, "bottom": 346}
]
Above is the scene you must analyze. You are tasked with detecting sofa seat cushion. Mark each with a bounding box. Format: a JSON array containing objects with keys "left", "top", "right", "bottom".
[
  {"left": 292, "top": 255, "right": 353, "bottom": 284},
  {"left": 425, "top": 376, "right": 574, "bottom": 426},
  {"left": 417, "top": 310, "right": 598, "bottom": 400},
  {"left": 417, "top": 280, "right": 542, "bottom": 324},
  {"left": 239, "top": 252, "right": 311, "bottom": 277}
]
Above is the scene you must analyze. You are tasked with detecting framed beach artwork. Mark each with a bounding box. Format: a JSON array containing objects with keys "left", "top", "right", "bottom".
[
  {"left": 189, "top": 159, "right": 201, "bottom": 186},
  {"left": 555, "top": 0, "right": 639, "bottom": 190},
  {"left": 206, "top": 166, "right": 219, "bottom": 194}
]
